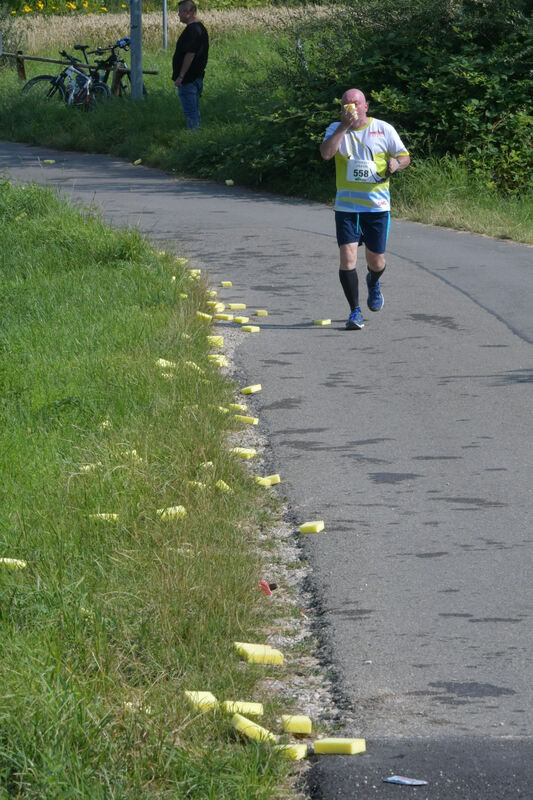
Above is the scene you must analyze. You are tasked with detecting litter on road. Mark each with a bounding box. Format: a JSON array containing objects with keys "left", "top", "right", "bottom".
[
  {"left": 234, "top": 414, "right": 259, "bottom": 425},
  {"left": 234, "top": 642, "right": 284, "bottom": 665},
  {"left": 184, "top": 691, "right": 218, "bottom": 711},
  {"left": 156, "top": 505, "right": 187, "bottom": 519},
  {"left": 300, "top": 520, "right": 325, "bottom": 533},
  {"left": 384, "top": 776, "right": 429, "bottom": 786},
  {"left": 274, "top": 743, "right": 308, "bottom": 760},
  {"left": 231, "top": 447, "right": 257, "bottom": 459},
  {"left": 281, "top": 714, "right": 312, "bottom": 734},
  {"left": 0, "top": 557, "right": 27, "bottom": 570},
  {"left": 221, "top": 700, "right": 263, "bottom": 716},
  {"left": 232, "top": 713, "right": 275, "bottom": 742},
  {"left": 312, "top": 738, "right": 366, "bottom": 755}
]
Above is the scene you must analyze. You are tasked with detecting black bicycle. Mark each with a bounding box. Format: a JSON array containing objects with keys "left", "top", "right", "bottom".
[
  {"left": 74, "top": 37, "right": 146, "bottom": 97},
  {"left": 21, "top": 50, "right": 110, "bottom": 109}
]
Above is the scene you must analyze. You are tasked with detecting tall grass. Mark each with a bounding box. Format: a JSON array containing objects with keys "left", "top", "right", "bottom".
[
  {"left": 0, "top": 179, "right": 290, "bottom": 798},
  {"left": 393, "top": 157, "right": 533, "bottom": 241},
  {"left": 7, "top": 8, "right": 317, "bottom": 53}
]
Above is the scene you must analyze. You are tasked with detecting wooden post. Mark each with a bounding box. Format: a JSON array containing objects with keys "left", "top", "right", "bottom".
[
  {"left": 16, "top": 50, "right": 26, "bottom": 81},
  {"left": 111, "top": 66, "right": 124, "bottom": 96}
]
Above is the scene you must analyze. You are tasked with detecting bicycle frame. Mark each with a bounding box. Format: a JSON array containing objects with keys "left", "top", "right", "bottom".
[
  {"left": 21, "top": 49, "right": 111, "bottom": 109},
  {"left": 75, "top": 38, "right": 131, "bottom": 96},
  {"left": 63, "top": 64, "right": 93, "bottom": 106}
]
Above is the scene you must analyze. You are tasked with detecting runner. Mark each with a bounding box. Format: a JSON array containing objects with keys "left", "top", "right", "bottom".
[{"left": 320, "top": 88, "right": 410, "bottom": 329}]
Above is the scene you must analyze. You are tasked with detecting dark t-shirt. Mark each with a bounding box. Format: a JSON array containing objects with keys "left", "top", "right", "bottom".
[{"left": 172, "top": 21, "right": 209, "bottom": 83}]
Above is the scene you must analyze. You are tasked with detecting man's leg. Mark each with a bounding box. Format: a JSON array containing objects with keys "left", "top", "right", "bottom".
[
  {"left": 194, "top": 78, "right": 203, "bottom": 126},
  {"left": 335, "top": 212, "right": 364, "bottom": 329},
  {"left": 339, "top": 243, "right": 359, "bottom": 309},
  {"left": 361, "top": 212, "right": 389, "bottom": 312},
  {"left": 365, "top": 249, "right": 386, "bottom": 312},
  {"left": 177, "top": 81, "right": 200, "bottom": 129}
]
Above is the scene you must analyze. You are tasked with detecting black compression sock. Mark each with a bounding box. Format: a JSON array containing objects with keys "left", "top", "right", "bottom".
[
  {"left": 367, "top": 264, "right": 386, "bottom": 286},
  {"left": 339, "top": 269, "right": 359, "bottom": 310}
]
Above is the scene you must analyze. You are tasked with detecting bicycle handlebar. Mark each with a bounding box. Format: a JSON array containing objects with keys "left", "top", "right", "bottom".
[{"left": 86, "top": 37, "right": 131, "bottom": 56}]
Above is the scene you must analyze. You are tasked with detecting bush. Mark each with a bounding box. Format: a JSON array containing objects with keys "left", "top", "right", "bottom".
[{"left": 256, "top": 0, "right": 532, "bottom": 195}]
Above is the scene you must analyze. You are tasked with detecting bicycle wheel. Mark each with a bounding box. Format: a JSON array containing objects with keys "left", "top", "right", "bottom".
[
  {"left": 89, "top": 81, "right": 111, "bottom": 107},
  {"left": 113, "top": 72, "right": 147, "bottom": 97},
  {"left": 21, "top": 74, "right": 66, "bottom": 102},
  {"left": 79, "top": 81, "right": 111, "bottom": 111}
]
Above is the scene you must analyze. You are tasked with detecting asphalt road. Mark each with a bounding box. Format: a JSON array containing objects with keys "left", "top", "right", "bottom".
[{"left": 2, "top": 142, "right": 532, "bottom": 797}]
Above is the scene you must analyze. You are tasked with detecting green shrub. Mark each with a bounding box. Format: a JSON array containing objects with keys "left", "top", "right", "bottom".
[{"left": 257, "top": 0, "right": 532, "bottom": 196}]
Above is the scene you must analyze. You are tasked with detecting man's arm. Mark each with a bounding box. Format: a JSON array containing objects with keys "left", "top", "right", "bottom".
[
  {"left": 386, "top": 154, "right": 410, "bottom": 175},
  {"left": 320, "top": 126, "right": 348, "bottom": 160},
  {"left": 174, "top": 51, "right": 196, "bottom": 86},
  {"left": 319, "top": 107, "right": 357, "bottom": 160}
]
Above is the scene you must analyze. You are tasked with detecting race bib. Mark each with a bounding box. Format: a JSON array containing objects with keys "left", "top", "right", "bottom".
[{"left": 346, "top": 157, "right": 379, "bottom": 183}]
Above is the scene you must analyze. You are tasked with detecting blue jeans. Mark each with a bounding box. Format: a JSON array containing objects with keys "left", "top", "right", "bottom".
[{"left": 178, "top": 78, "right": 203, "bottom": 129}]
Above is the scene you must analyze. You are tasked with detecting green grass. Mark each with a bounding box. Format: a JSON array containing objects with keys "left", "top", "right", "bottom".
[
  {"left": 0, "top": 179, "right": 292, "bottom": 799},
  {"left": 0, "top": 18, "right": 530, "bottom": 243},
  {"left": 393, "top": 157, "right": 533, "bottom": 242}
]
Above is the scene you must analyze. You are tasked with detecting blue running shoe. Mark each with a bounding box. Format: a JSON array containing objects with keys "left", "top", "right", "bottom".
[
  {"left": 366, "top": 272, "right": 384, "bottom": 312},
  {"left": 346, "top": 306, "right": 364, "bottom": 330}
]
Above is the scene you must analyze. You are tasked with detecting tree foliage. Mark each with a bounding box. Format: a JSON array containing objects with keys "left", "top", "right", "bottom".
[{"left": 238, "top": 0, "right": 532, "bottom": 196}]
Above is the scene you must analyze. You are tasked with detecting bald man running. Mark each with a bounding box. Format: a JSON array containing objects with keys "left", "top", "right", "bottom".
[{"left": 320, "top": 89, "right": 410, "bottom": 330}]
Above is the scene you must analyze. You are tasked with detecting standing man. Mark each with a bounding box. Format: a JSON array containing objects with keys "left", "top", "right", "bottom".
[
  {"left": 320, "top": 89, "right": 410, "bottom": 330},
  {"left": 172, "top": 0, "right": 209, "bottom": 130}
]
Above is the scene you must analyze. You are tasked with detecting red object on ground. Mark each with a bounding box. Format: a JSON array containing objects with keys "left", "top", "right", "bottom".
[{"left": 258, "top": 580, "right": 272, "bottom": 596}]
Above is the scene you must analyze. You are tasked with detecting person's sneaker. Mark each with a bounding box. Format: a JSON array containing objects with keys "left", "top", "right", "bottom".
[
  {"left": 345, "top": 307, "right": 364, "bottom": 330},
  {"left": 366, "top": 272, "right": 384, "bottom": 312}
]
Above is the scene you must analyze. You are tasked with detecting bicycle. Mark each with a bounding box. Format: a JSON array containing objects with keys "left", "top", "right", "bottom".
[
  {"left": 21, "top": 50, "right": 111, "bottom": 109},
  {"left": 74, "top": 37, "right": 146, "bottom": 97}
]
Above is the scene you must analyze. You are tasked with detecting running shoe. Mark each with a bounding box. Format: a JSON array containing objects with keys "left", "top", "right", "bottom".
[
  {"left": 366, "top": 272, "right": 384, "bottom": 312},
  {"left": 346, "top": 307, "right": 364, "bottom": 330}
]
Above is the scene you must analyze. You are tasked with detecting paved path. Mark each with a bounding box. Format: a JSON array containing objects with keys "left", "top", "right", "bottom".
[{"left": 2, "top": 142, "right": 532, "bottom": 795}]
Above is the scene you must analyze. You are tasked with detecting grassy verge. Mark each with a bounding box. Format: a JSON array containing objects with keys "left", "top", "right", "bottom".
[
  {"left": 393, "top": 158, "right": 533, "bottom": 242},
  {"left": 0, "top": 10, "right": 531, "bottom": 244},
  {"left": 0, "top": 179, "right": 292, "bottom": 798}
]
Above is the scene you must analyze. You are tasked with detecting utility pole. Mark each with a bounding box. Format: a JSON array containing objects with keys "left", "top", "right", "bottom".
[
  {"left": 163, "top": 0, "right": 168, "bottom": 52},
  {"left": 129, "top": 0, "right": 143, "bottom": 99}
]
